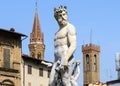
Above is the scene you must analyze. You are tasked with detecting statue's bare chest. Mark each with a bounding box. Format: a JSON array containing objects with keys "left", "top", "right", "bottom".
[{"left": 54, "top": 28, "right": 68, "bottom": 40}]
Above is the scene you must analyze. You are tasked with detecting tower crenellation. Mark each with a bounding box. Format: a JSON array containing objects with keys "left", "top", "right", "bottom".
[{"left": 82, "top": 43, "right": 100, "bottom": 52}]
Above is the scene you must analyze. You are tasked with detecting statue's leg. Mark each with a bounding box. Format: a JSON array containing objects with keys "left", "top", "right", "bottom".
[
  {"left": 61, "top": 68, "right": 71, "bottom": 86},
  {"left": 68, "top": 57, "right": 74, "bottom": 75},
  {"left": 70, "top": 77, "right": 78, "bottom": 86},
  {"left": 49, "top": 62, "right": 58, "bottom": 86},
  {"left": 62, "top": 77, "right": 71, "bottom": 86}
]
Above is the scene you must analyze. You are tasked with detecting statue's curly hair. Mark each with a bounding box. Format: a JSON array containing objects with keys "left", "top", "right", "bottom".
[{"left": 54, "top": 6, "right": 68, "bottom": 20}]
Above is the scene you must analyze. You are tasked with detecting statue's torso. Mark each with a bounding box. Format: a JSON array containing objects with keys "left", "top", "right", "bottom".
[{"left": 54, "top": 25, "right": 69, "bottom": 60}]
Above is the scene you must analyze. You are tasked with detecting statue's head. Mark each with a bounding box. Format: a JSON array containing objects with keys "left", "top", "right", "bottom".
[{"left": 54, "top": 6, "right": 68, "bottom": 27}]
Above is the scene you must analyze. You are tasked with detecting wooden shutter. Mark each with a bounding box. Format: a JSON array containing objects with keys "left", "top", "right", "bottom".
[{"left": 3, "top": 49, "right": 10, "bottom": 69}]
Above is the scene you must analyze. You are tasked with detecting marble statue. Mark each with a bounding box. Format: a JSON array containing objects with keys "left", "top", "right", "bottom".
[{"left": 49, "top": 6, "right": 80, "bottom": 86}]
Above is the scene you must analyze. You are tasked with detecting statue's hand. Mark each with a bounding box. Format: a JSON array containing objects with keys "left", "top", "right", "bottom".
[{"left": 55, "top": 64, "right": 68, "bottom": 72}]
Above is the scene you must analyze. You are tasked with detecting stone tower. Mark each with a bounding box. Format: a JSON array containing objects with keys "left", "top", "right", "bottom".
[
  {"left": 29, "top": 8, "right": 45, "bottom": 60},
  {"left": 82, "top": 43, "right": 100, "bottom": 86}
]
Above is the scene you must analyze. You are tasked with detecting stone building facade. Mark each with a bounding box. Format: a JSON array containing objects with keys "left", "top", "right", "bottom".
[
  {"left": 21, "top": 54, "right": 52, "bottom": 86},
  {"left": 82, "top": 43, "right": 100, "bottom": 86},
  {"left": 0, "top": 28, "right": 26, "bottom": 86}
]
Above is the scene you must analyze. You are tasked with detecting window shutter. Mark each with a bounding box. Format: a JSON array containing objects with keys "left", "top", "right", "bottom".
[{"left": 3, "top": 49, "right": 10, "bottom": 69}]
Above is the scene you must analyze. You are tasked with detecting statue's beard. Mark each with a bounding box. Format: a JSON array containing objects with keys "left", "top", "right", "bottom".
[{"left": 58, "top": 20, "right": 68, "bottom": 26}]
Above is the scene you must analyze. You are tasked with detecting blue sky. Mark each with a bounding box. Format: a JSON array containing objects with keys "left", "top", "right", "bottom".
[{"left": 0, "top": 0, "right": 120, "bottom": 85}]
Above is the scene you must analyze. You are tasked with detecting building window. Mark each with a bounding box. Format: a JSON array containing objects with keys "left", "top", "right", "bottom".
[
  {"left": 32, "top": 52, "right": 35, "bottom": 58},
  {"left": 39, "top": 68, "right": 43, "bottom": 76},
  {"left": 48, "top": 70, "right": 51, "bottom": 78},
  {"left": 28, "top": 65, "right": 32, "bottom": 74},
  {"left": 1, "top": 79, "right": 14, "bottom": 86},
  {"left": 3, "top": 48, "right": 10, "bottom": 69},
  {"left": 94, "top": 55, "right": 97, "bottom": 72},
  {"left": 86, "top": 54, "right": 90, "bottom": 71},
  {"left": 32, "top": 38, "right": 34, "bottom": 41},
  {"left": 37, "top": 53, "right": 41, "bottom": 60}
]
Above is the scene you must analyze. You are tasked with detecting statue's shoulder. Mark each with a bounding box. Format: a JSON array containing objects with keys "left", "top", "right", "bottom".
[{"left": 67, "top": 23, "right": 76, "bottom": 35}]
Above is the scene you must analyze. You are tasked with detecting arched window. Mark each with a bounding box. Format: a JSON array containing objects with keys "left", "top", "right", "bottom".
[
  {"left": 94, "top": 55, "right": 97, "bottom": 71},
  {"left": 1, "top": 79, "right": 14, "bottom": 86},
  {"left": 86, "top": 54, "right": 90, "bottom": 71},
  {"left": 32, "top": 52, "right": 35, "bottom": 58},
  {"left": 37, "top": 52, "right": 41, "bottom": 60}
]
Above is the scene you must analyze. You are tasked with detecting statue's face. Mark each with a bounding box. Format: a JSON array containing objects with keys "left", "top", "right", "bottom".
[{"left": 57, "top": 11, "right": 68, "bottom": 27}]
